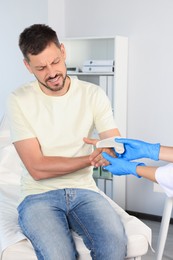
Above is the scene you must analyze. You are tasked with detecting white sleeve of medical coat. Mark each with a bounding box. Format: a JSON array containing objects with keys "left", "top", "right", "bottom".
[{"left": 155, "top": 163, "right": 173, "bottom": 197}]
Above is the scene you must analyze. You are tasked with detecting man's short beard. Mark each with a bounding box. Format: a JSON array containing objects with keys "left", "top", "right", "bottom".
[{"left": 36, "top": 73, "right": 67, "bottom": 92}]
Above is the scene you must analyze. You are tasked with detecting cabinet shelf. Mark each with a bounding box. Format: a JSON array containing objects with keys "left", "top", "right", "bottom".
[{"left": 68, "top": 72, "right": 114, "bottom": 76}]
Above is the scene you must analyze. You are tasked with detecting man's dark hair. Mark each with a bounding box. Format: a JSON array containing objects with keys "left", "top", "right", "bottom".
[{"left": 19, "top": 24, "right": 61, "bottom": 61}]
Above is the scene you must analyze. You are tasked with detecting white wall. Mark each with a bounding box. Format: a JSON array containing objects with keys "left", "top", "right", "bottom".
[
  {"left": 48, "top": 0, "right": 65, "bottom": 40},
  {"left": 0, "top": 0, "right": 48, "bottom": 120},
  {"left": 49, "top": 0, "right": 173, "bottom": 216}
]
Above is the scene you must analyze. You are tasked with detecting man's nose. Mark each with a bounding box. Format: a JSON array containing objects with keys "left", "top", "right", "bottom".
[{"left": 47, "top": 65, "right": 56, "bottom": 77}]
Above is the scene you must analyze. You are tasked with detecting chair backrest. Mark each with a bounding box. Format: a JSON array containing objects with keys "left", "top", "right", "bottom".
[
  {"left": 0, "top": 115, "right": 11, "bottom": 148},
  {"left": 0, "top": 116, "right": 23, "bottom": 185}
]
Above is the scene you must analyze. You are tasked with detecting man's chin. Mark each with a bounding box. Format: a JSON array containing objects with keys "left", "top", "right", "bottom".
[
  {"left": 40, "top": 81, "right": 63, "bottom": 91},
  {"left": 47, "top": 85, "right": 64, "bottom": 92}
]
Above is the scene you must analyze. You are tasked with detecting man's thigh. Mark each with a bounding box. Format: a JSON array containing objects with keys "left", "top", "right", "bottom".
[
  {"left": 68, "top": 189, "right": 127, "bottom": 260},
  {"left": 17, "top": 190, "right": 77, "bottom": 260}
]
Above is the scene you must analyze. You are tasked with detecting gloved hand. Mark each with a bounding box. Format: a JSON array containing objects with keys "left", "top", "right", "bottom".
[
  {"left": 102, "top": 152, "right": 145, "bottom": 178},
  {"left": 115, "top": 138, "right": 160, "bottom": 161}
]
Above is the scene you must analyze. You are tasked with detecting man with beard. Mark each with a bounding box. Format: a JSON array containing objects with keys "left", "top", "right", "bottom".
[{"left": 6, "top": 24, "right": 127, "bottom": 260}]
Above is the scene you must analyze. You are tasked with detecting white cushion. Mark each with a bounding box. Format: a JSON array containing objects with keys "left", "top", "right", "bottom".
[
  {"left": 0, "top": 116, "right": 23, "bottom": 185},
  {"left": 0, "top": 145, "right": 22, "bottom": 185},
  {"left": 0, "top": 116, "right": 11, "bottom": 149}
]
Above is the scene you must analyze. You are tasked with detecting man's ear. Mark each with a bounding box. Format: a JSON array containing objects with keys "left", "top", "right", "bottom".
[
  {"left": 23, "top": 59, "right": 33, "bottom": 74},
  {"left": 60, "top": 44, "right": 66, "bottom": 60}
]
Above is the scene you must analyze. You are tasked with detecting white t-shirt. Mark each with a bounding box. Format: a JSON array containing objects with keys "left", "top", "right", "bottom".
[
  {"left": 156, "top": 163, "right": 173, "bottom": 197},
  {"left": 7, "top": 77, "right": 117, "bottom": 200}
]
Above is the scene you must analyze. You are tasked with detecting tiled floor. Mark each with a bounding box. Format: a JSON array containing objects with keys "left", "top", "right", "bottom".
[{"left": 141, "top": 219, "right": 173, "bottom": 260}]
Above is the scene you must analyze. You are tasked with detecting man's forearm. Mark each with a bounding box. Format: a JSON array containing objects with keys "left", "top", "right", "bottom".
[{"left": 27, "top": 155, "right": 91, "bottom": 180}]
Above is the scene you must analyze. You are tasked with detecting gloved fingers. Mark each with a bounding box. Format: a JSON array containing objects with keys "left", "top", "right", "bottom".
[
  {"left": 103, "top": 164, "right": 111, "bottom": 172},
  {"left": 102, "top": 152, "right": 114, "bottom": 163},
  {"left": 137, "top": 162, "right": 145, "bottom": 167},
  {"left": 115, "top": 137, "right": 126, "bottom": 143},
  {"left": 115, "top": 137, "right": 142, "bottom": 146},
  {"left": 115, "top": 137, "right": 132, "bottom": 144},
  {"left": 115, "top": 151, "right": 123, "bottom": 158},
  {"left": 113, "top": 147, "right": 130, "bottom": 161}
]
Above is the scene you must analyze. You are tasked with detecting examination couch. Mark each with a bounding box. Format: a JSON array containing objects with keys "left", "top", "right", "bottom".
[{"left": 0, "top": 116, "right": 152, "bottom": 260}]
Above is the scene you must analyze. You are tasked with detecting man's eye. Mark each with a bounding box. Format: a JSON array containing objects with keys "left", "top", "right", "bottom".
[
  {"left": 54, "top": 60, "right": 60, "bottom": 64},
  {"left": 37, "top": 67, "right": 44, "bottom": 71}
]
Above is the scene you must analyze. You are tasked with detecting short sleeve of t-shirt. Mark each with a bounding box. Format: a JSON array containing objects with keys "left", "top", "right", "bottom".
[
  {"left": 89, "top": 83, "right": 117, "bottom": 133},
  {"left": 6, "top": 83, "right": 38, "bottom": 143}
]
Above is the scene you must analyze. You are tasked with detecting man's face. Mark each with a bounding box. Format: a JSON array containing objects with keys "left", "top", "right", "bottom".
[{"left": 24, "top": 42, "right": 67, "bottom": 96}]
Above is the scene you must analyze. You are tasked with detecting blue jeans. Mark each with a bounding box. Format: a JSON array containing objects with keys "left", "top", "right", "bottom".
[{"left": 18, "top": 189, "right": 127, "bottom": 260}]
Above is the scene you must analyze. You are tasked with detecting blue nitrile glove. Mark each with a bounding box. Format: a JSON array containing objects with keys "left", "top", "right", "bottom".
[
  {"left": 102, "top": 152, "right": 145, "bottom": 178},
  {"left": 115, "top": 138, "right": 160, "bottom": 161}
]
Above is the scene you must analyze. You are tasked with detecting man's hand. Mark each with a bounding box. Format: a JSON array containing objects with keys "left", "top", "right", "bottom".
[
  {"left": 115, "top": 138, "right": 160, "bottom": 161},
  {"left": 83, "top": 137, "right": 116, "bottom": 167}
]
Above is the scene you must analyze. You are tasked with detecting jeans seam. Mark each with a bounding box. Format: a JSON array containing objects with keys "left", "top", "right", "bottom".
[{"left": 70, "top": 211, "right": 96, "bottom": 260}]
